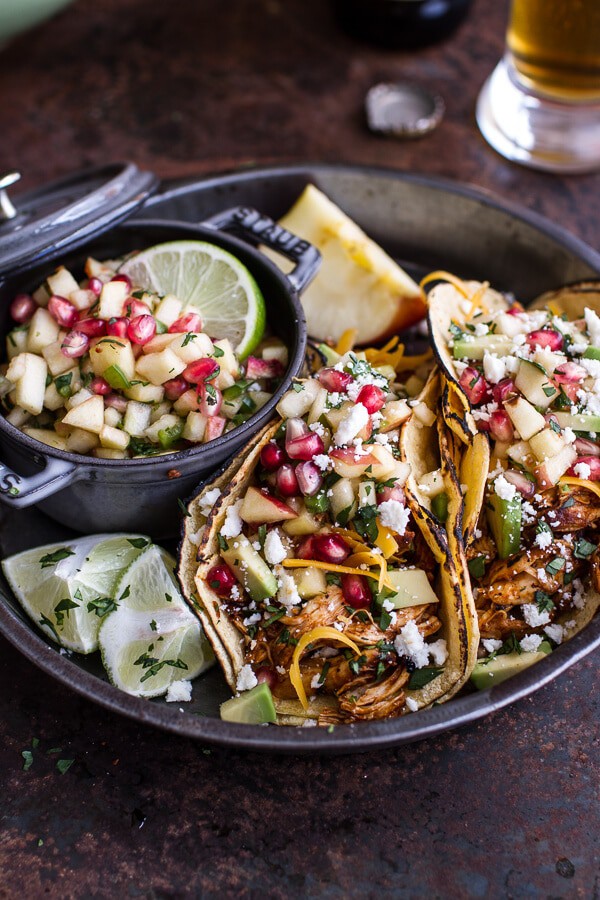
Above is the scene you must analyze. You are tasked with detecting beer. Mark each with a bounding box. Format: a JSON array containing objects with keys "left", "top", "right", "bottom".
[{"left": 507, "top": 0, "right": 600, "bottom": 100}]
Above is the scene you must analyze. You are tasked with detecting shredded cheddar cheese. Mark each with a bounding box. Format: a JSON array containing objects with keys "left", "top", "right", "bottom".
[
  {"left": 559, "top": 477, "right": 600, "bottom": 500},
  {"left": 335, "top": 328, "right": 358, "bottom": 355},
  {"left": 290, "top": 626, "right": 360, "bottom": 710},
  {"left": 281, "top": 558, "right": 393, "bottom": 589}
]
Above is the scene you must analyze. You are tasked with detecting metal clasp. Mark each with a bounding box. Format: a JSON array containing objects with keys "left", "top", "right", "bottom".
[{"left": 0, "top": 172, "right": 21, "bottom": 221}]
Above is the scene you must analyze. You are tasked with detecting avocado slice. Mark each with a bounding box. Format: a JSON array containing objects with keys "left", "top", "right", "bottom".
[
  {"left": 486, "top": 492, "right": 521, "bottom": 559},
  {"left": 317, "top": 343, "right": 342, "bottom": 367},
  {"left": 452, "top": 335, "right": 512, "bottom": 360},
  {"left": 431, "top": 491, "right": 448, "bottom": 522},
  {"left": 554, "top": 411, "right": 600, "bottom": 433},
  {"left": 376, "top": 568, "right": 439, "bottom": 610},
  {"left": 583, "top": 346, "right": 600, "bottom": 361},
  {"left": 471, "top": 640, "right": 552, "bottom": 690},
  {"left": 221, "top": 535, "right": 277, "bottom": 602},
  {"left": 220, "top": 681, "right": 277, "bottom": 724}
]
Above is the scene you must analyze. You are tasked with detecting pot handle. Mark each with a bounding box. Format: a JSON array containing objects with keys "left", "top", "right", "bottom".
[
  {"left": 201, "top": 206, "right": 321, "bottom": 295},
  {"left": 0, "top": 456, "right": 78, "bottom": 508}
]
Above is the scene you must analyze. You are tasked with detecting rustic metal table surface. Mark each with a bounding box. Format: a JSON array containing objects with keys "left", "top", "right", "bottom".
[{"left": 0, "top": 1, "right": 599, "bottom": 897}]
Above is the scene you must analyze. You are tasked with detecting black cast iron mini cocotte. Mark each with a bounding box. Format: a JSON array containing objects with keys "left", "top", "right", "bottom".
[{"left": 0, "top": 165, "right": 318, "bottom": 536}]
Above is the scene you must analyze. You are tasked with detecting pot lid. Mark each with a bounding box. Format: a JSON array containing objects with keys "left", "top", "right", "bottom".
[{"left": 0, "top": 162, "right": 158, "bottom": 277}]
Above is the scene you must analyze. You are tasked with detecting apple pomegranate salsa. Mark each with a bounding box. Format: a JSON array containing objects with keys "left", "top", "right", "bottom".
[
  {"left": 195, "top": 352, "right": 458, "bottom": 724},
  {"left": 0, "top": 260, "right": 285, "bottom": 457},
  {"left": 429, "top": 276, "right": 600, "bottom": 686}
]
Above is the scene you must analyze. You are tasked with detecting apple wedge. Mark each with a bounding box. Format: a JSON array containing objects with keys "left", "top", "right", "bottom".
[
  {"left": 534, "top": 444, "right": 577, "bottom": 490},
  {"left": 239, "top": 486, "right": 297, "bottom": 525}
]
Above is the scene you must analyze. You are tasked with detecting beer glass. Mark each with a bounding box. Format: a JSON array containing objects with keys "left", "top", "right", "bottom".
[{"left": 476, "top": 0, "right": 600, "bottom": 173}]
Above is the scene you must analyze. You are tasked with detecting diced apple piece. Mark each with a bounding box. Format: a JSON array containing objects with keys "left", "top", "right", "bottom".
[
  {"left": 22, "top": 427, "right": 68, "bottom": 451},
  {"left": 154, "top": 294, "right": 183, "bottom": 327},
  {"left": 123, "top": 401, "right": 152, "bottom": 437},
  {"left": 276, "top": 379, "right": 320, "bottom": 419},
  {"left": 492, "top": 441, "right": 510, "bottom": 461},
  {"left": 144, "top": 414, "right": 181, "bottom": 443},
  {"left": 380, "top": 399, "right": 411, "bottom": 432},
  {"left": 262, "top": 344, "right": 288, "bottom": 367},
  {"left": 247, "top": 390, "right": 271, "bottom": 411},
  {"left": 99, "top": 424, "right": 130, "bottom": 451},
  {"left": 26, "top": 308, "right": 60, "bottom": 354},
  {"left": 534, "top": 444, "right": 577, "bottom": 490},
  {"left": 95, "top": 448, "right": 126, "bottom": 460},
  {"left": 44, "top": 382, "right": 66, "bottom": 412},
  {"left": 417, "top": 468, "right": 445, "bottom": 497},
  {"left": 6, "top": 407, "right": 31, "bottom": 428},
  {"left": 374, "top": 364, "right": 396, "bottom": 383},
  {"left": 6, "top": 329, "right": 28, "bottom": 361},
  {"left": 85, "top": 257, "right": 112, "bottom": 280},
  {"left": 507, "top": 440, "right": 535, "bottom": 470},
  {"left": 97, "top": 280, "right": 129, "bottom": 319},
  {"left": 5, "top": 353, "right": 27, "bottom": 383},
  {"left": 504, "top": 395, "right": 546, "bottom": 441},
  {"left": 182, "top": 411, "right": 207, "bottom": 442},
  {"left": 13, "top": 353, "right": 48, "bottom": 415},
  {"left": 41, "top": 340, "right": 76, "bottom": 376},
  {"left": 135, "top": 348, "right": 186, "bottom": 386},
  {"left": 142, "top": 334, "right": 181, "bottom": 354},
  {"left": 89, "top": 337, "right": 136, "bottom": 382},
  {"left": 204, "top": 416, "right": 227, "bottom": 441},
  {"left": 69, "top": 288, "right": 96, "bottom": 312},
  {"left": 293, "top": 565, "right": 327, "bottom": 599},
  {"left": 103, "top": 407, "right": 122, "bottom": 428},
  {"left": 369, "top": 444, "right": 401, "bottom": 481},
  {"left": 149, "top": 401, "right": 172, "bottom": 424},
  {"left": 529, "top": 427, "right": 566, "bottom": 462},
  {"left": 411, "top": 401, "right": 436, "bottom": 427},
  {"left": 358, "top": 480, "right": 376, "bottom": 507},
  {"left": 282, "top": 503, "right": 321, "bottom": 536},
  {"left": 174, "top": 389, "right": 201, "bottom": 415},
  {"left": 169, "top": 332, "right": 214, "bottom": 365},
  {"left": 32, "top": 284, "right": 50, "bottom": 307},
  {"left": 124, "top": 382, "right": 165, "bottom": 403},
  {"left": 307, "top": 385, "right": 329, "bottom": 425},
  {"left": 213, "top": 339, "right": 240, "bottom": 378},
  {"left": 329, "top": 477, "right": 357, "bottom": 522},
  {"left": 496, "top": 311, "right": 527, "bottom": 338},
  {"left": 66, "top": 428, "right": 100, "bottom": 454},
  {"left": 65, "top": 388, "right": 94, "bottom": 410},
  {"left": 330, "top": 447, "right": 379, "bottom": 479},
  {"left": 62, "top": 395, "right": 105, "bottom": 433},
  {"left": 46, "top": 266, "right": 80, "bottom": 300},
  {"left": 240, "top": 486, "right": 297, "bottom": 525},
  {"left": 515, "top": 360, "right": 557, "bottom": 410}
]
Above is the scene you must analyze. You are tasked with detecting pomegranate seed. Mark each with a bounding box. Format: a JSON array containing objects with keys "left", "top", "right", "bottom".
[
  {"left": 476, "top": 418, "right": 491, "bottom": 433},
  {"left": 198, "top": 383, "right": 223, "bottom": 417},
  {"left": 77, "top": 317, "right": 106, "bottom": 337},
  {"left": 503, "top": 469, "right": 535, "bottom": 497},
  {"left": 255, "top": 667, "right": 277, "bottom": 689},
  {"left": 313, "top": 533, "right": 350, "bottom": 564},
  {"left": 276, "top": 464, "right": 299, "bottom": 497},
  {"left": 377, "top": 483, "right": 405, "bottom": 505},
  {"left": 567, "top": 456, "right": 600, "bottom": 480},
  {"left": 356, "top": 384, "right": 386, "bottom": 414},
  {"left": 123, "top": 298, "right": 151, "bottom": 319},
  {"left": 164, "top": 377, "right": 189, "bottom": 400},
  {"left": 48, "top": 295, "right": 78, "bottom": 328},
  {"left": 295, "top": 461, "right": 323, "bottom": 496},
  {"left": 505, "top": 305, "right": 524, "bottom": 316},
  {"left": 127, "top": 315, "right": 156, "bottom": 346},
  {"left": 317, "top": 367, "right": 353, "bottom": 392},
  {"left": 90, "top": 377, "right": 111, "bottom": 396},
  {"left": 525, "top": 329, "right": 563, "bottom": 351},
  {"left": 459, "top": 367, "right": 490, "bottom": 405},
  {"left": 341, "top": 573, "right": 372, "bottom": 610},
  {"left": 9, "top": 293, "right": 36, "bottom": 324},
  {"left": 574, "top": 437, "right": 600, "bottom": 457},
  {"left": 184, "top": 358, "right": 220, "bottom": 384},
  {"left": 206, "top": 562, "right": 238, "bottom": 598},
  {"left": 286, "top": 432, "right": 325, "bottom": 461},
  {"left": 111, "top": 273, "right": 132, "bottom": 290},
  {"left": 245, "top": 357, "right": 284, "bottom": 380},
  {"left": 87, "top": 277, "right": 103, "bottom": 296},
  {"left": 61, "top": 331, "right": 89, "bottom": 358},
  {"left": 260, "top": 441, "right": 287, "bottom": 471},
  {"left": 554, "top": 361, "right": 586, "bottom": 384},
  {"left": 169, "top": 312, "right": 203, "bottom": 334},
  {"left": 107, "top": 317, "right": 130, "bottom": 338},
  {"left": 489, "top": 410, "right": 515, "bottom": 443},
  {"left": 297, "top": 535, "right": 317, "bottom": 559},
  {"left": 492, "top": 378, "right": 515, "bottom": 404},
  {"left": 104, "top": 393, "right": 128, "bottom": 413}
]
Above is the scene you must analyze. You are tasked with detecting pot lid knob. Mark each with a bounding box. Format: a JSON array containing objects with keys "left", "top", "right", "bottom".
[{"left": 0, "top": 171, "right": 20, "bottom": 221}]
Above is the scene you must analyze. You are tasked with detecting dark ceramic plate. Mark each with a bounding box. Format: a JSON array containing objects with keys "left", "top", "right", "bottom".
[{"left": 2, "top": 164, "right": 600, "bottom": 754}]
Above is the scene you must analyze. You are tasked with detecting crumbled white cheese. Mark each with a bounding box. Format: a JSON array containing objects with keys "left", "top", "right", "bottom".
[
  {"left": 313, "top": 453, "right": 332, "bottom": 472},
  {"left": 310, "top": 674, "right": 323, "bottom": 690},
  {"left": 534, "top": 530, "right": 553, "bottom": 550},
  {"left": 474, "top": 322, "right": 489, "bottom": 336},
  {"left": 520, "top": 634, "right": 543, "bottom": 653},
  {"left": 165, "top": 679, "right": 193, "bottom": 703},
  {"left": 221, "top": 500, "right": 243, "bottom": 539},
  {"left": 483, "top": 352, "right": 507, "bottom": 384},
  {"left": 574, "top": 461, "right": 592, "bottom": 480},
  {"left": 572, "top": 578, "right": 586, "bottom": 610},
  {"left": 584, "top": 307, "right": 600, "bottom": 346},
  {"left": 199, "top": 487, "right": 222, "bottom": 517},
  {"left": 406, "top": 697, "right": 419, "bottom": 712},
  {"left": 563, "top": 427, "right": 576, "bottom": 444},
  {"left": 494, "top": 473, "right": 517, "bottom": 501},
  {"left": 482, "top": 638, "right": 502, "bottom": 654},
  {"left": 580, "top": 357, "right": 600, "bottom": 379},
  {"left": 522, "top": 603, "right": 551, "bottom": 627},
  {"left": 236, "top": 664, "right": 258, "bottom": 692},
  {"left": 309, "top": 421, "right": 325, "bottom": 436},
  {"left": 252, "top": 541, "right": 261, "bottom": 551},
  {"left": 264, "top": 530, "right": 288, "bottom": 565},
  {"left": 428, "top": 639, "right": 448, "bottom": 666},
  {"left": 378, "top": 499, "right": 410, "bottom": 536},
  {"left": 274, "top": 565, "right": 302, "bottom": 612},
  {"left": 394, "top": 620, "right": 429, "bottom": 669},
  {"left": 544, "top": 623, "right": 564, "bottom": 644},
  {"left": 243, "top": 612, "right": 262, "bottom": 627},
  {"left": 186, "top": 526, "right": 205, "bottom": 547},
  {"left": 382, "top": 599, "right": 396, "bottom": 612},
  {"left": 334, "top": 403, "right": 369, "bottom": 446}
]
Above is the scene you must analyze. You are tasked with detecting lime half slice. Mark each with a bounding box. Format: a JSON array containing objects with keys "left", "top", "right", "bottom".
[
  {"left": 119, "top": 240, "right": 266, "bottom": 357},
  {"left": 2, "top": 534, "right": 151, "bottom": 654},
  {"left": 98, "top": 544, "right": 213, "bottom": 697}
]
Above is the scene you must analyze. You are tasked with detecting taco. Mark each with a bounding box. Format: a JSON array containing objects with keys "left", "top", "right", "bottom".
[
  {"left": 180, "top": 347, "right": 474, "bottom": 725},
  {"left": 426, "top": 274, "right": 600, "bottom": 686}
]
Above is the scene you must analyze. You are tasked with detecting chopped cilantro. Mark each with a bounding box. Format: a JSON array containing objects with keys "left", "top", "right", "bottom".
[
  {"left": 56, "top": 759, "right": 75, "bottom": 775},
  {"left": 39, "top": 548, "right": 75, "bottom": 569},
  {"left": 407, "top": 666, "right": 442, "bottom": 690},
  {"left": 546, "top": 556, "right": 566, "bottom": 577},
  {"left": 127, "top": 538, "right": 150, "bottom": 549},
  {"left": 535, "top": 590, "right": 555, "bottom": 613},
  {"left": 212, "top": 346, "right": 225, "bottom": 358},
  {"left": 87, "top": 597, "right": 118, "bottom": 618},
  {"left": 178, "top": 497, "right": 191, "bottom": 517},
  {"left": 22, "top": 750, "right": 34, "bottom": 771},
  {"left": 467, "top": 556, "right": 486, "bottom": 579},
  {"left": 574, "top": 537, "right": 596, "bottom": 560}
]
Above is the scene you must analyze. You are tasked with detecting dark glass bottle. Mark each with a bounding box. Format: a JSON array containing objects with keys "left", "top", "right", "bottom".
[{"left": 333, "top": 0, "right": 473, "bottom": 49}]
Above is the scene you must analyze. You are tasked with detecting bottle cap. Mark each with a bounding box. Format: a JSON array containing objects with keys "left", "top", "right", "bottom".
[{"left": 366, "top": 82, "right": 445, "bottom": 138}]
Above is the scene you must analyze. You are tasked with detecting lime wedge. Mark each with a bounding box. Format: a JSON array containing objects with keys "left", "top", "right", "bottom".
[
  {"left": 2, "top": 534, "right": 151, "bottom": 654},
  {"left": 119, "top": 240, "right": 266, "bottom": 358},
  {"left": 98, "top": 545, "right": 213, "bottom": 697}
]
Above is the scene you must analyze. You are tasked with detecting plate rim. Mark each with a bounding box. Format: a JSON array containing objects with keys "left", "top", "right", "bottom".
[{"left": 2, "top": 162, "right": 600, "bottom": 753}]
